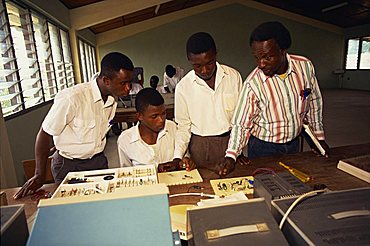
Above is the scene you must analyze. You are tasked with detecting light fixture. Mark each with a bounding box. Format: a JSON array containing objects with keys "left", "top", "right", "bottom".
[{"left": 321, "top": 2, "right": 348, "bottom": 13}]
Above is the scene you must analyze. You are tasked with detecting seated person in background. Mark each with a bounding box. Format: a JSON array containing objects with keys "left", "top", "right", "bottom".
[
  {"left": 117, "top": 88, "right": 195, "bottom": 172},
  {"left": 129, "top": 82, "right": 143, "bottom": 95},
  {"left": 130, "top": 67, "right": 144, "bottom": 95},
  {"left": 150, "top": 75, "right": 167, "bottom": 94},
  {"left": 163, "top": 64, "right": 184, "bottom": 93}
]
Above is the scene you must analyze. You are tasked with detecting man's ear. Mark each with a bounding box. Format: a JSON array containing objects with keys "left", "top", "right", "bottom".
[
  {"left": 136, "top": 112, "right": 143, "bottom": 121},
  {"left": 102, "top": 76, "right": 111, "bottom": 86}
]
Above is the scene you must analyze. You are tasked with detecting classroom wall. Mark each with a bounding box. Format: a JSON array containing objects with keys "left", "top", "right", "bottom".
[{"left": 98, "top": 3, "right": 344, "bottom": 89}]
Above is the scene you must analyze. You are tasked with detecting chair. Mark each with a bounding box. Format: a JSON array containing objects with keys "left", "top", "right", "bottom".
[{"left": 22, "top": 157, "right": 54, "bottom": 183}]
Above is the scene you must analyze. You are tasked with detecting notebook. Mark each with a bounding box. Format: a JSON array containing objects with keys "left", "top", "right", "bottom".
[
  {"left": 158, "top": 169, "right": 203, "bottom": 186},
  {"left": 337, "top": 155, "right": 370, "bottom": 183}
]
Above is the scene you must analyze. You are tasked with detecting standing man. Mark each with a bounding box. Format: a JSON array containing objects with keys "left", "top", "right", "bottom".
[
  {"left": 173, "top": 32, "right": 243, "bottom": 170},
  {"left": 163, "top": 64, "right": 184, "bottom": 93},
  {"left": 14, "top": 52, "right": 134, "bottom": 199},
  {"left": 219, "top": 21, "right": 330, "bottom": 176}
]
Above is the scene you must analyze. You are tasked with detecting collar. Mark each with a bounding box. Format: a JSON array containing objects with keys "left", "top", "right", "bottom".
[
  {"left": 129, "top": 121, "right": 169, "bottom": 144},
  {"left": 193, "top": 62, "right": 227, "bottom": 88},
  {"left": 258, "top": 53, "right": 296, "bottom": 82},
  {"left": 91, "top": 72, "right": 115, "bottom": 107}
]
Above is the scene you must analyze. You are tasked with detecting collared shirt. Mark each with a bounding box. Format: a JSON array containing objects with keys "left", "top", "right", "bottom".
[
  {"left": 117, "top": 120, "right": 177, "bottom": 167},
  {"left": 226, "top": 54, "right": 325, "bottom": 160},
  {"left": 163, "top": 66, "right": 185, "bottom": 93},
  {"left": 42, "top": 73, "right": 117, "bottom": 159},
  {"left": 174, "top": 62, "right": 243, "bottom": 159},
  {"left": 129, "top": 83, "right": 143, "bottom": 95}
]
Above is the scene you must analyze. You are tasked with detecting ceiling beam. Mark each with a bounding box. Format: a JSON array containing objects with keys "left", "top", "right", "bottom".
[{"left": 70, "top": 0, "right": 172, "bottom": 30}]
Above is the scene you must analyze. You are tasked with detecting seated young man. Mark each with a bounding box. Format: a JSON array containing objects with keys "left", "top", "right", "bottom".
[{"left": 117, "top": 88, "right": 194, "bottom": 172}]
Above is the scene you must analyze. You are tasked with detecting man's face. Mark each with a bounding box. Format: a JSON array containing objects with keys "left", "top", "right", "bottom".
[
  {"left": 251, "top": 39, "right": 287, "bottom": 77},
  {"left": 188, "top": 49, "right": 217, "bottom": 81},
  {"left": 137, "top": 104, "right": 166, "bottom": 133},
  {"left": 106, "top": 69, "right": 133, "bottom": 97}
]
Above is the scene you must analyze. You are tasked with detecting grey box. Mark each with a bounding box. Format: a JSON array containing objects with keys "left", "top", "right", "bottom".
[
  {"left": 1, "top": 204, "right": 29, "bottom": 246},
  {"left": 271, "top": 187, "right": 370, "bottom": 245}
]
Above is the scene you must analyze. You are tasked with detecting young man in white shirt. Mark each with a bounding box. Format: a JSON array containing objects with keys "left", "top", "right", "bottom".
[
  {"left": 173, "top": 32, "right": 243, "bottom": 172},
  {"left": 14, "top": 52, "right": 134, "bottom": 199},
  {"left": 117, "top": 88, "right": 194, "bottom": 171}
]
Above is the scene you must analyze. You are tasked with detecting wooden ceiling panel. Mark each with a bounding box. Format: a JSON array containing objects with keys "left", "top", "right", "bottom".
[
  {"left": 60, "top": 0, "right": 370, "bottom": 34},
  {"left": 59, "top": 0, "right": 103, "bottom": 9},
  {"left": 124, "top": 6, "right": 156, "bottom": 25}
]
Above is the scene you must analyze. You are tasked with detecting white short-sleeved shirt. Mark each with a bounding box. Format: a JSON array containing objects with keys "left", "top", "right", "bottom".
[
  {"left": 174, "top": 62, "right": 243, "bottom": 159},
  {"left": 163, "top": 67, "right": 185, "bottom": 93},
  {"left": 42, "top": 73, "right": 117, "bottom": 159},
  {"left": 117, "top": 120, "right": 177, "bottom": 167}
]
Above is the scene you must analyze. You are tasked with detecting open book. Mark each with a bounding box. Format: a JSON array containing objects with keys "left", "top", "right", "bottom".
[
  {"left": 337, "top": 155, "right": 370, "bottom": 183},
  {"left": 158, "top": 169, "right": 203, "bottom": 186}
]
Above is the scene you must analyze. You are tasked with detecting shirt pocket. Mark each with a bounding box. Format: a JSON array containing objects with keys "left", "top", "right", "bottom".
[
  {"left": 223, "top": 93, "right": 238, "bottom": 113},
  {"left": 73, "top": 118, "right": 96, "bottom": 143}
]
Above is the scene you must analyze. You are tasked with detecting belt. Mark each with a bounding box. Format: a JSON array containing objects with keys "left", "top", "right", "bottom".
[
  {"left": 192, "top": 131, "right": 231, "bottom": 138},
  {"left": 60, "top": 151, "right": 104, "bottom": 161}
]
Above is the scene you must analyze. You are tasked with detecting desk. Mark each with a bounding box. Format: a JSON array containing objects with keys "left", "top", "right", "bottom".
[
  {"left": 113, "top": 104, "right": 174, "bottom": 124},
  {"left": 2, "top": 143, "right": 369, "bottom": 219},
  {"left": 169, "top": 143, "right": 370, "bottom": 206}
]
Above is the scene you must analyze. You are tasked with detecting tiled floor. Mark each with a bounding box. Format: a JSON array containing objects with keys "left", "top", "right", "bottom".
[{"left": 105, "top": 89, "right": 370, "bottom": 168}]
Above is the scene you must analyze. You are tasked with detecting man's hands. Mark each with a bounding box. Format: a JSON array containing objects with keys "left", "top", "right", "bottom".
[
  {"left": 13, "top": 174, "right": 45, "bottom": 199},
  {"left": 216, "top": 157, "right": 236, "bottom": 177},
  {"left": 157, "top": 157, "right": 196, "bottom": 173},
  {"left": 311, "top": 140, "right": 330, "bottom": 157}
]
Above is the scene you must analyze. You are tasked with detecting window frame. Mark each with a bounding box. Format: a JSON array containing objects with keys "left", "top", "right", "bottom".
[
  {"left": 1, "top": 0, "right": 75, "bottom": 120},
  {"left": 344, "top": 36, "right": 370, "bottom": 71},
  {"left": 77, "top": 37, "right": 97, "bottom": 83}
]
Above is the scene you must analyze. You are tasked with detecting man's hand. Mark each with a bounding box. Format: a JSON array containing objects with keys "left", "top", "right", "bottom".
[
  {"left": 13, "top": 174, "right": 45, "bottom": 199},
  {"left": 157, "top": 158, "right": 182, "bottom": 173},
  {"left": 180, "top": 157, "right": 196, "bottom": 171},
  {"left": 236, "top": 153, "right": 251, "bottom": 165},
  {"left": 311, "top": 140, "right": 330, "bottom": 158},
  {"left": 215, "top": 157, "right": 236, "bottom": 178}
]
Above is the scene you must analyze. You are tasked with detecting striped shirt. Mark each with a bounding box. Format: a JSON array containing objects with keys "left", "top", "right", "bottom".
[{"left": 226, "top": 54, "right": 325, "bottom": 160}]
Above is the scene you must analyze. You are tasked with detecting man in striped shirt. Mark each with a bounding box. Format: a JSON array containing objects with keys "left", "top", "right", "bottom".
[{"left": 217, "top": 21, "right": 330, "bottom": 176}]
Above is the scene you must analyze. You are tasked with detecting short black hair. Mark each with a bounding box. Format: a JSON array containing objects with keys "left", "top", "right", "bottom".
[
  {"left": 249, "top": 21, "right": 291, "bottom": 49},
  {"left": 165, "top": 65, "right": 176, "bottom": 77},
  {"left": 135, "top": 88, "right": 164, "bottom": 113},
  {"left": 186, "top": 32, "right": 216, "bottom": 58},
  {"left": 150, "top": 75, "right": 159, "bottom": 88},
  {"left": 99, "top": 52, "right": 134, "bottom": 80}
]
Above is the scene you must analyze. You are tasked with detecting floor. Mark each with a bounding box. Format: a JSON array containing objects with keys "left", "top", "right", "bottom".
[{"left": 104, "top": 89, "right": 370, "bottom": 168}]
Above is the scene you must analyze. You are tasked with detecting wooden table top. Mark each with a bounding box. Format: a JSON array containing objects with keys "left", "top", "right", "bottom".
[{"left": 2, "top": 143, "right": 369, "bottom": 219}]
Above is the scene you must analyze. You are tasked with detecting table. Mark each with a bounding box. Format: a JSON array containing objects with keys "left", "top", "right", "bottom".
[
  {"left": 113, "top": 104, "right": 174, "bottom": 124},
  {"left": 2, "top": 143, "right": 369, "bottom": 219}
]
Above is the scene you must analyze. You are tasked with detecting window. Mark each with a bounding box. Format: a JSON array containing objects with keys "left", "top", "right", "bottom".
[
  {"left": 78, "top": 39, "right": 97, "bottom": 82},
  {"left": 345, "top": 36, "right": 370, "bottom": 70},
  {"left": 0, "top": 1, "right": 75, "bottom": 118}
]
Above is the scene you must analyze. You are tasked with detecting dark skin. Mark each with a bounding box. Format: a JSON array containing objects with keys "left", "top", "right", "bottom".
[
  {"left": 14, "top": 69, "right": 133, "bottom": 199},
  {"left": 137, "top": 104, "right": 195, "bottom": 172},
  {"left": 217, "top": 39, "right": 329, "bottom": 177},
  {"left": 187, "top": 49, "right": 217, "bottom": 90}
]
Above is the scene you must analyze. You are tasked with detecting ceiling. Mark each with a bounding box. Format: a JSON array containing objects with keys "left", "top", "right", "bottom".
[{"left": 59, "top": 0, "right": 370, "bottom": 34}]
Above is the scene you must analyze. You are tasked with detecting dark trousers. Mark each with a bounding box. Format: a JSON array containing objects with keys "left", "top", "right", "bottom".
[
  {"left": 189, "top": 132, "right": 230, "bottom": 168},
  {"left": 51, "top": 151, "right": 108, "bottom": 183},
  {"left": 248, "top": 135, "right": 299, "bottom": 159}
]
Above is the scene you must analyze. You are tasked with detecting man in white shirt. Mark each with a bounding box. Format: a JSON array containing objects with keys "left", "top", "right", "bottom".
[
  {"left": 163, "top": 64, "right": 184, "bottom": 93},
  {"left": 173, "top": 32, "right": 243, "bottom": 172},
  {"left": 117, "top": 88, "right": 194, "bottom": 171},
  {"left": 14, "top": 52, "right": 134, "bottom": 199},
  {"left": 150, "top": 75, "right": 167, "bottom": 94}
]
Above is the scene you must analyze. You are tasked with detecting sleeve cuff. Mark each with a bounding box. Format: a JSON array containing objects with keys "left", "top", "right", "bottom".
[{"left": 225, "top": 150, "right": 237, "bottom": 161}]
